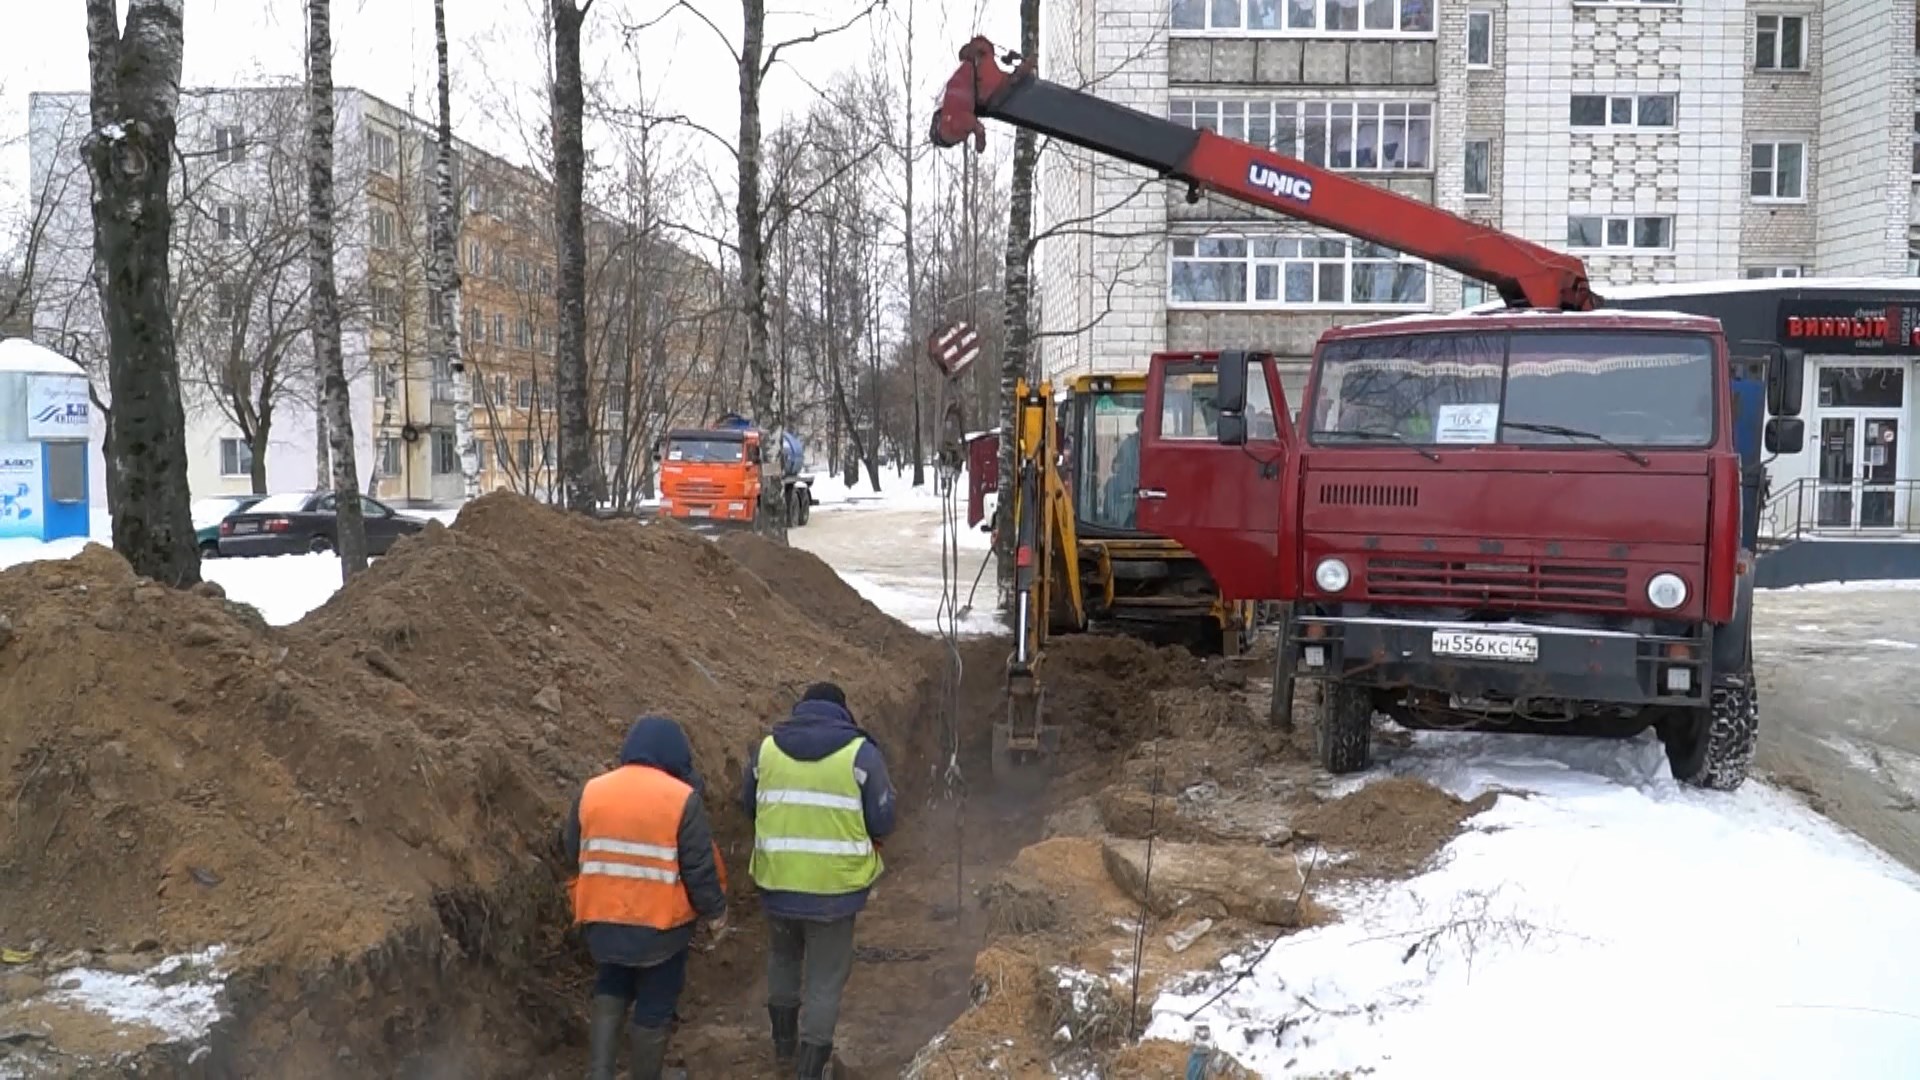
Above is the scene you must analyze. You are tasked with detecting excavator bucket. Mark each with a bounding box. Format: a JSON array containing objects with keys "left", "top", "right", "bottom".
[{"left": 993, "top": 667, "right": 1059, "bottom": 784}]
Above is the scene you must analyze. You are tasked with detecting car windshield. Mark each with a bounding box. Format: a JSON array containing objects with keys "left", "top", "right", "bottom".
[
  {"left": 248, "top": 492, "right": 315, "bottom": 515},
  {"left": 666, "top": 437, "right": 745, "bottom": 464},
  {"left": 1308, "top": 329, "right": 1716, "bottom": 448}
]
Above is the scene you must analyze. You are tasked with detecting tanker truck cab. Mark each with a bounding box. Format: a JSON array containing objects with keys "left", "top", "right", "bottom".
[{"left": 1139, "top": 312, "right": 1806, "bottom": 791}]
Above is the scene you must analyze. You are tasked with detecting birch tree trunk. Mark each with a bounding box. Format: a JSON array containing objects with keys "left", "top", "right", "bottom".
[
  {"left": 904, "top": 0, "right": 925, "bottom": 490},
  {"left": 552, "top": 0, "right": 597, "bottom": 514},
  {"left": 313, "top": 401, "right": 330, "bottom": 488},
  {"left": 82, "top": 0, "right": 200, "bottom": 587},
  {"left": 737, "top": 0, "right": 787, "bottom": 539},
  {"left": 996, "top": 0, "right": 1042, "bottom": 607},
  {"left": 430, "top": 0, "right": 477, "bottom": 501},
  {"left": 307, "top": 0, "right": 370, "bottom": 578}
]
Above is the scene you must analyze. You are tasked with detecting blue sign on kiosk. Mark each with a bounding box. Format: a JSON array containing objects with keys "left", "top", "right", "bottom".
[{"left": 0, "top": 338, "right": 93, "bottom": 542}]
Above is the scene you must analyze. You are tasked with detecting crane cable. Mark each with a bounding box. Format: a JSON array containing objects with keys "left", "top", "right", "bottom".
[{"left": 933, "top": 404, "right": 969, "bottom": 919}]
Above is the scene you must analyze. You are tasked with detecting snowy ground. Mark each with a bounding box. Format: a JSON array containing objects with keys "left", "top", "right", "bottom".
[{"left": 1147, "top": 732, "right": 1920, "bottom": 1078}]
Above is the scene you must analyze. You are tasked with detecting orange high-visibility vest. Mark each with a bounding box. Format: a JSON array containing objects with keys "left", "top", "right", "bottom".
[{"left": 571, "top": 764, "right": 706, "bottom": 930}]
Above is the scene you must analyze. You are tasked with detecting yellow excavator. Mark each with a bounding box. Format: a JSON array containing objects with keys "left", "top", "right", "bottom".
[{"left": 991, "top": 371, "right": 1257, "bottom": 778}]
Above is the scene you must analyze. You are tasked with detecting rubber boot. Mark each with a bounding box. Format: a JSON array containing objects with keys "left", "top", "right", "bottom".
[
  {"left": 768, "top": 1005, "right": 800, "bottom": 1065},
  {"left": 587, "top": 996, "right": 627, "bottom": 1080},
  {"left": 629, "top": 1024, "right": 671, "bottom": 1080},
  {"left": 795, "top": 1041, "right": 834, "bottom": 1080}
]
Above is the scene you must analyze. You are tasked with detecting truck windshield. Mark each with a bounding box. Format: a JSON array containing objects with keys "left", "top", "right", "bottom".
[
  {"left": 666, "top": 438, "right": 744, "bottom": 464},
  {"left": 1308, "top": 329, "right": 1716, "bottom": 448}
]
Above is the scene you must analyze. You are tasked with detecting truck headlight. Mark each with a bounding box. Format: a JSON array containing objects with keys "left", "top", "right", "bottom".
[
  {"left": 1647, "top": 572, "right": 1688, "bottom": 610},
  {"left": 1315, "top": 557, "right": 1351, "bottom": 593}
]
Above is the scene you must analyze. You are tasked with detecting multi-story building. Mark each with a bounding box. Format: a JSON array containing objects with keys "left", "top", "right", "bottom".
[
  {"left": 1037, "top": 0, "right": 1920, "bottom": 401},
  {"left": 27, "top": 86, "right": 722, "bottom": 507}
]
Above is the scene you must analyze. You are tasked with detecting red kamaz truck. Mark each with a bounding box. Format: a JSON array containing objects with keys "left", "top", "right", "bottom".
[{"left": 934, "top": 38, "right": 1805, "bottom": 791}]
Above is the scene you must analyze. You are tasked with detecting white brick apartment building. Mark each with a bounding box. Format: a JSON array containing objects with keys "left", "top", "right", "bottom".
[{"left": 1036, "top": 0, "right": 1920, "bottom": 399}]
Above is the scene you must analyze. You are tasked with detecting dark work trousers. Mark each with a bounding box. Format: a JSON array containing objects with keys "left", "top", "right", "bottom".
[
  {"left": 594, "top": 948, "right": 690, "bottom": 1030},
  {"left": 766, "top": 915, "right": 857, "bottom": 1046}
]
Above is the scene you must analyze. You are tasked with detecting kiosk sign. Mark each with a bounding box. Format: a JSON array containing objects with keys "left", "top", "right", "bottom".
[
  {"left": 0, "top": 442, "right": 43, "bottom": 540},
  {"left": 25, "top": 375, "right": 91, "bottom": 440}
]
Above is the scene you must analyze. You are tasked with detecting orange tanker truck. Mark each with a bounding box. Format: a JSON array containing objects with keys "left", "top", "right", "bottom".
[{"left": 654, "top": 413, "right": 814, "bottom": 530}]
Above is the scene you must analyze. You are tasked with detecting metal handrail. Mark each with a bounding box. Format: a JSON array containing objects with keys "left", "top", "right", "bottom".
[{"left": 1759, "top": 476, "right": 1920, "bottom": 542}]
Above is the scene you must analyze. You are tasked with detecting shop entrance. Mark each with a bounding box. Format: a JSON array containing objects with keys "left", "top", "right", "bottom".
[{"left": 1814, "top": 364, "right": 1908, "bottom": 532}]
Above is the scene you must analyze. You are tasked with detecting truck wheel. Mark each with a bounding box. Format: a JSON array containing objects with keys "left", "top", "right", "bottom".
[
  {"left": 1317, "top": 681, "right": 1373, "bottom": 775},
  {"left": 1669, "top": 679, "right": 1758, "bottom": 792},
  {"left": 796, "top": 491, "right": 811, "bottom": 526}
]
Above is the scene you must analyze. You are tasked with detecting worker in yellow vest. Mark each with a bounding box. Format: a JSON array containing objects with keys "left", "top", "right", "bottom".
[
  {"left": 742, "top": 683, "right": 896, "bottom": 1079},
  {"left": 564, "top": 715, "right": 728, "bottom": 1080}
]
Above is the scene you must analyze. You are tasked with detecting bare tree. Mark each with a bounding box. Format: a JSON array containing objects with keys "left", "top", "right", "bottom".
[
  {"left": 431, "top": 0, "right": 476, "bottom": 500},
  {"left": 552, "top": 0, "right": 598, "bottom": 513},
  {"left": 82, "top": 0, "right": 199, "bottom": 586},
  {"left": 307, "top": 0, "right": 369, "bottom": 577}
]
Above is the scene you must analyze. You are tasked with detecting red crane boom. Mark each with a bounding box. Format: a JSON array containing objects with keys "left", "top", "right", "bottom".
[{"left": 932, "top": 36, "right": 1594, "bottom": 313}]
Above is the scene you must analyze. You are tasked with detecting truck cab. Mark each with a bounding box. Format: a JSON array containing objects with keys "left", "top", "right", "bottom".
[
  {"left": 655, "top": 419, "right": 814, "bottom": 529},
  {"left": 1139, "top": 311, "right": 1806, "bottom": 790}
]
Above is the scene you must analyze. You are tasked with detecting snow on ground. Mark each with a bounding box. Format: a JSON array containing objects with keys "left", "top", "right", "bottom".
[
  {"left": 1146, "top": 732, "right": 1920, "bottom": 1079},
  {"left": 836, "top": 569, "right": 1002, "bottom": 637},
  {"left": 44, "top": 947, "right": 229, "bottom": 1043}
]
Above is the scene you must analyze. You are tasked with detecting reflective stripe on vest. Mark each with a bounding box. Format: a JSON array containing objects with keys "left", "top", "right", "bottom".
[
  {"left": 571, "top": 764, "right": 698, "bottom": 930},
  {"left": 749, "top": 737, "right": 882, "bottom": 895}
]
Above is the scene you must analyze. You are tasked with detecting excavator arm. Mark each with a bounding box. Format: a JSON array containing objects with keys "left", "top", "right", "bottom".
[
  {"left": 998, "top": 378, "right": 1081, "bottom": 777},
  {"left": 932, "top": 36, "right": 1594, "bottom": 313}
]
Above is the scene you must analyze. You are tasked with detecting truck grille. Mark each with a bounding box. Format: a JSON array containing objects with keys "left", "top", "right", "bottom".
[
  {"left": 1365, "top": 557, "right": 1629, "bottom": 610},
  {"left": 676, "top": 481, "right": 724, "bottom": 499}
]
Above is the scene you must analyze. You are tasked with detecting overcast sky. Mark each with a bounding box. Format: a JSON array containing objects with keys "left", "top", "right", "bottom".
[{"left": 1, "top": 0, "right": 1018, "bottom": 226}]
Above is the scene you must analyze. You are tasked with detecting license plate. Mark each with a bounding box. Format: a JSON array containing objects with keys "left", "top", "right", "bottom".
[
  {"left": 1431, "top": 630, "right": 1539, "bottom": 663},
  {"left": 232, "top": 522, "right": 258, "bottom": 534},
  {"left": 688, "top": 506, "right": 711, "bottom": 518}
]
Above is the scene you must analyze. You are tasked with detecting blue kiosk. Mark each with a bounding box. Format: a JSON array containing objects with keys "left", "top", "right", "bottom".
[{"left": 0, "top": 338, "right": 93, "bottom": 542}]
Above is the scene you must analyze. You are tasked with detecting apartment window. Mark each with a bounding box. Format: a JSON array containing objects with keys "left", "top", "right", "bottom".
[
  {"left": 516, "top": 439, "right": 533, "bottom": 473},
  {"left": 516, "top": 378, "right": 533, "bottom": 409},
  {"left": 492, "top": 374, "right": 508, "bottom": 404},
  {"left": 1464, "top": 139, "right": 1492, "bottom": 197},
  {"left": 1461, "top": 281, "right": 1490, "bottom": 309},
  {"left": 538, "top": 266, "right": 553, "bottom": 292},
  {"left": 214, "top": 282, "right": 240, "bottom": 322},
  {"left": 219, "top": 437, "right": 253, "bottom": 478},
  {"left": 377, "top": 360, "right": 399, "bottom": 400},
  {"left": 515, "top": 318, "right": 533, "bottom": 349},
  {"left": 1466, "top": 11, "right": 1494, "bottom": 68},
  {"left": 1754, "top": 14, "right": 1806, "bottom": 71},
  {"left": 433, "top": 430, "right": 457, "bottom": 475},
  {"left": 215, "top": 203, "right": 249, "bottom": 241},
  {"left": 491, "top": 247, "right": 505, "bottom": 278},
  {"left": 475, "top": 440, "right": 489, "bottom": 474},
  {"left": 1750, "top": 140, "right": 1807, "bottom": 201},
  {"left": 468, "top": 307, "right": 484, "bottom": 344},
  {"left": 1171, "top": 98, "right": 1434, "bottom": 171},
  {"left": 1171, "top": 0, "right": 1434, "bottom": 34},
  {"left": 370, "top": 207, "right": 396, "bottom": 249},
  {"left": 539, "top": 383, "right": 556, "bottom": 411},
  {"left": 514, "top": 259, "right": 530, "bottom": 289},
  {"left": 493, "top": 314, "right": 507, "bottom": 343},
  {"left": 377, "top": 437, "right": 403, "bottom": 478},
  {"left": 540, "top": 437, "right": 554, "bottom": 465},
  {"left": 1569, "top": 94, "right": 1676, "bottom": 130},
  {"left": 214, "top": 125, "right": 246, "bottom": 164},
  {"left": 369, "top": 284, "right": 400, "bottom": 327},
  {"left": 1168, "top": 234, "right": 1429, "bottom": 308},
  {"left": 467, "top": 241, "right": 483, "bottom": 275},
  {"left": 466, "top": 183, "right": 487, "bottom": 214},
  {"left": 1744, "top": 266, "right": 1805, "bottom": 279},
  {"left": 366, "top": 127, "right": 397, "bottom": 175},
  {"left": 540, "top": 326, "right": 555, "bottom": 354},
  {"left": 1566, "top": 215, "right": 1673, "bottom": 251}
]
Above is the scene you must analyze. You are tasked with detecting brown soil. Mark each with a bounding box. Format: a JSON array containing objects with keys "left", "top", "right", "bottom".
[
  {"left": 1293, "top": 777, "right": 1498, "bottom": 880},
  {"left": 0, "top": 494, "right": 948, "bottom": 1077},
  {"left": 715, "top": 531, "right": 937, "bottom": 663}
]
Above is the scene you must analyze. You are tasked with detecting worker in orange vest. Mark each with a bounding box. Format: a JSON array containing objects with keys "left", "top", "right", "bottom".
[{"left": 563, "top": 715, "right": 729, "bottom": 1080}]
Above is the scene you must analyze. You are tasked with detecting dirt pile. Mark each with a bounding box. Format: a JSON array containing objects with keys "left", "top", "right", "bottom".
[
  {"left": 0, "top": 494, "right": 940, "bottom": 1076},
  {"left": 1294, "top": 777, "right": 1497, "bottom": 879},
  {"left": 716, "top": 531, "right": 937, "bottom": 664}
]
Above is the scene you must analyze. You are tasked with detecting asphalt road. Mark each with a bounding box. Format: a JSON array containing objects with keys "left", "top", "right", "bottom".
[{"left": 1755, "top": 586, "right": 1920, "bottom": 874}]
